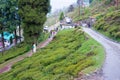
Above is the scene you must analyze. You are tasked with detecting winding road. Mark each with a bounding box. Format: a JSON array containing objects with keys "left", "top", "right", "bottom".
[
  {"left": 83, "top": 27, "right": 120, "bottom": 80},
  {"left": 0, "top": 23, "right": 120, "bottom": 80}
]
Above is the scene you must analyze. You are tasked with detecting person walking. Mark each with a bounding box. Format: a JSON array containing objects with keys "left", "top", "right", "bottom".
[
  {"left": 32, "top": 43, "right": 36, "bottom": 53},
  {"left": 48, "top": 30, "right": 52, "bottom": 38}
]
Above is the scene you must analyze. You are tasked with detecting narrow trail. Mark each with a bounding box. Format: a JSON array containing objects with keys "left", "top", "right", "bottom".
[
  {"left": 82, "top": 27, "right": 120, "bottom": 80},
  {"left": 0, "top": 22, "right": 59, "bottom": 74},
  {"left": 0, "top": 37, "right": 53, "bottom": 74}
]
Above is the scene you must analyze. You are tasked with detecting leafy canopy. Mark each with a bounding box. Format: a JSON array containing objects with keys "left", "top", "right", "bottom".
[{"left": 18, "top": 0, "right": 51, "bottom": 44}]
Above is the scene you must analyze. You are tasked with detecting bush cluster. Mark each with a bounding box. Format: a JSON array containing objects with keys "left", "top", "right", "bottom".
[
  {"left": 94, "top": 10, "right": 120, "bottom": 42},
  {"left": 0, "top": 29, "right": 104, "bottom": 80}
]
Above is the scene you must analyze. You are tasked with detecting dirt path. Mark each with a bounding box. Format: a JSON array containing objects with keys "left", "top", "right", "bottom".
[
  {"left": 0, "top": 37, "right": 54, "bottom": 74},
  {"left": 82, "top": 27, "right": 120, "bottom": 80},
  {"left": 0, "top": 22, "right": 60, "bottom": 74}
]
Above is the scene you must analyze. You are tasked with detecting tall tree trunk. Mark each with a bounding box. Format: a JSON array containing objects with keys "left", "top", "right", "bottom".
[
  {"left": 14, "top": 29, "right": 17, "bottom": 45},
  {"left": 1, "top": 32, "right": 5, "bottom": 55},
  {"left": 78, "top": 4, "right": 80, "bottom": 16},
  {"left": 19, "top": 25, "right": 21, "bottom": 42}
]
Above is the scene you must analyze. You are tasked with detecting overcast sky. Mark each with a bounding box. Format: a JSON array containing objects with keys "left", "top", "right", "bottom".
[{"left": 50, "top": 0, "right": 77, "bottom": 13}]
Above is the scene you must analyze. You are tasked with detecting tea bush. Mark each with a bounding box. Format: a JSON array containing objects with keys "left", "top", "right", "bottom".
[
  {"left": 94, "top": 10, "right": 120, "bottom": 42},
  {"left": 0, "top": 43, "right": 29, "bottom": 64},
  {"left": 0, "top": 32, "right": 49, "bottom": 65},
  {"left": 0, "top": 29, "right": 104, "bottom": 80}
]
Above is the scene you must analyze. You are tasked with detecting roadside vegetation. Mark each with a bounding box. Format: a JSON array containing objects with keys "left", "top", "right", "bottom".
[
  {"left": 44, "top": 15, "right": 59, "bottom": 27},
  {"left": 0, "top": 29, "right": 104, "bottom": 80},
  {"left": 93, "top": 9, "right": 120, "bottom": 42},
  {"left": 0, "top": 43, "right": 28, "bottom": 64},
  {"left": 0, "top": 32, "right": 49, "bottom": 65},
  {"left": 68, "top": 0, "right": 120, "bottom": 42}
]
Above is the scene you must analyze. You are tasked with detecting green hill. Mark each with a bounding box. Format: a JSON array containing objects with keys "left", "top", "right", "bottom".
[
  {"left": 68, "top": 0, "right": 120, "bottom": 42},
  {"left": 94, "top": 10, "right": 120, "bottom": 42},
  {"left": 0, "top": 29, "right": 104, "bottom": 80}
]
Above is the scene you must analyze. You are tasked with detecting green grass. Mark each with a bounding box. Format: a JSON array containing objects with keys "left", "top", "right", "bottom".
[
  {"left": 0, "top": 32, "right": 49, "bottom": 65},
  {"left": 93, "top": 10, "right": 120, "bottom": 42},
  {"left": 0, "top": 43, "right": 29, "bottom": 65},
  {"left": 68, "top": 0, "right": 120, "bottom": 42},
  {"left": 38, "top": 32, "right": 50, "bottom": 43},
  {"left": 0, "top": 29, "right": 105, "bottom": 80}
]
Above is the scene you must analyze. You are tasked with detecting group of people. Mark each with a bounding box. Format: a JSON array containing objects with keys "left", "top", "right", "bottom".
[
  {"left": 49, "top": 27, "right": 58, "bottom": 38},
  {"left": 32, "top": 27, "right": 59, "bottom": 53}
]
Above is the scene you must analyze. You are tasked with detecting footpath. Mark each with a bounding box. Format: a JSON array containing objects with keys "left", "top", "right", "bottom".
[
  {"left": 0, "top": 29, "right": 58, "bottom": 74},
  {"left": 0, "top": 37, "right": 54, "bottom": 74}
]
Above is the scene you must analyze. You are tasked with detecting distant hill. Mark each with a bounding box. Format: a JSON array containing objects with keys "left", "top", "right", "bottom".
[{"left": 68, "top": 0, "right": 120, "bottom": 42}]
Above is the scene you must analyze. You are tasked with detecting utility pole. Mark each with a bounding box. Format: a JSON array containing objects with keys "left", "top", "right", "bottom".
[
  {"left": 116, "top": 0, "right": 118, "bottom": 9},
  {"left": 77, "top": 0, "right": 82, "bottom": 16},
  {"left": 79, "top": 3, "right": 80, "bottom": 16}
]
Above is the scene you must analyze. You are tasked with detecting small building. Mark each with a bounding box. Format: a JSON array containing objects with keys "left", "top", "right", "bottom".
[{"left": 0, "top": 31, "right": 14, "bottom": 47}]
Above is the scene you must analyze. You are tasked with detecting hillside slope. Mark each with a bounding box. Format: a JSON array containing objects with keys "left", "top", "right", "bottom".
[
  {"left": 94, "top": 10, "right": 120, "bottom": 42},
  {"left": 68, "top": 0, "right": 120, "bottom": 42},
  {"left": 0, "top": 29, "right": 104, "bottom": 80}
]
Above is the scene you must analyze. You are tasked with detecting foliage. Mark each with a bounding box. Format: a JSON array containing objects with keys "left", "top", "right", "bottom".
[
  {"left": 93, "top": 10, "right": 120, "bottom": 42},
  {"left": 18, "top": 0, "right": 51, "bottom": 44},
  {"left": 0, "top": 0, "right": 20, "bottom": 46},
  {"left": 68, "top": 5, "right": 74, "bottom": 12},
  {"left": 38, "top": 32, "right": 50, "bottom": 43},
  {"left": 59, "top": 12, "right": 64, "bottom": 21},
  {"left": 0, "top": 29, "right": 104, "bottom": 80},
  {"left": 69, "top": 0, "right": 119, "bottom": 42},
  {"left": 104, "top": 0, "right": 114, "bottom": 5},
  {"left": 0, "top": 31, "right": 49, "bottom": 65},
  {"left": 89, "top": 0, "right": 93, "bottom": 3},
  {"left": 0, "top": 42, "right": 29, "bottom": 64},
  {"left": 44, "top": 15, "right": 59, "bottom": 26}
]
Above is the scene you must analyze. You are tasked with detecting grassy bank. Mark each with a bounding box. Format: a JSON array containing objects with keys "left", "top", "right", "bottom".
[
  {"left": 93, "top": 10, "right": 120, "bottom": 42},
  {"left": 68, "top": 0, "right": 120, "bottom": 42},
  {"left": 0, "top": 32, "right": 49, "bottom": 65},
  {"left": 0, "top": 29, "right": 105, "bottom": 80},
  {"left": 0, "top": 43, "right": 29, "bottom": 64}
]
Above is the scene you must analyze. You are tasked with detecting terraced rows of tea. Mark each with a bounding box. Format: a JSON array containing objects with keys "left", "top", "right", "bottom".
[{"left": 0, "top": 29, "right": 104, "bottom": 80}]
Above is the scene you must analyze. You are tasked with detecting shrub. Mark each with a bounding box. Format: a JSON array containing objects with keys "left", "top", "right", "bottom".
[
  {"left": 0, "top": 29, "right": 104, "bottom": 80},
  {"left": 0, "top": 43, "right": 29, "bottom": 64},
  {"left": 115, "top": 32, "right": 120, "bottom": 38}
]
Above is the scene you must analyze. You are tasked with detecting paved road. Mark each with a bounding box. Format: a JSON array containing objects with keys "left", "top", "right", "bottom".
[{"left": 83, "top": 27, "right": 120, "bottom": 80}]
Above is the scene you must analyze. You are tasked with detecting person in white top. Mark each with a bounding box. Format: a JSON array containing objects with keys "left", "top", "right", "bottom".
[{"left": 33, "top": 43, "right": 36, "bottom": 53}]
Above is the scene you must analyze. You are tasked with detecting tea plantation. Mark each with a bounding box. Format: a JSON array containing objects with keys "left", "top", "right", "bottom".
[
  {"left": 0, "top": 32, "right": 49, "bottom": 65},
  {"left": 0, "top": 29, "right": 104, "bottom": 80},
  {"left": 94, "top": 10, "right": 120, "bottom": 42},
  {"left": 0, "top": 43, "right": 29, "bottom": 64}
]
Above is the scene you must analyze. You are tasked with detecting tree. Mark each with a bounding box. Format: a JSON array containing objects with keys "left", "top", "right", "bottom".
[
  {"left": 115, "top": 0, "right": 118, "bottom": 9},
  {"left": 0, "top": 1, "right": 6, "bottom": 53},
  {"left": 89, "top": 0, "right": 93, "bottom": 3},
  {"left": 0, "top": 22, "right": 5, "bottom": 55},
  {"left": 0, "top": 0, "right": 20, "bottom": 45},
  {"left": 18, "top": 0, "right": 51, "bottom": 45},
  {"left": 5, "top": 0, "right": 19, "bottom": 45},
  {"left": 59, "top": 12, "right": 64, "bottom": 21},
  {"left": 68, "top": 5, "right": 74, "bottom": 12}
]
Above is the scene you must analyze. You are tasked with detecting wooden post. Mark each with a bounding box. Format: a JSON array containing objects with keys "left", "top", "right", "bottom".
[
  {"left": 77, "top": 0, "right": 81, "bottom": 17},
  {"left": 1, "top": 32, "right": 5, "bottom": 55},
  {"left": 14, "top": 29, "right": 17, "bottom": 45},
  {"left": 79, "top": 4, "right": 80, "bottom": 16},
  {"left": 19, "top": 25, "right": 21, "bottom": 42},
  {"left": 116, "top": 0, "right": 118, "bottom": 9}
]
